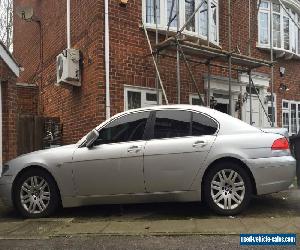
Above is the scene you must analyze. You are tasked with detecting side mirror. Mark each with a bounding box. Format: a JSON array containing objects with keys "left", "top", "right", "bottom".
[{"left": 86, "top": 129, "right": 99, "bottom": 148}]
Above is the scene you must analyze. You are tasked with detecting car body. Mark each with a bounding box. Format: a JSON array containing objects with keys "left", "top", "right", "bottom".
[{"left": 0, "top": 105, "right": 296, "bottom": 217}]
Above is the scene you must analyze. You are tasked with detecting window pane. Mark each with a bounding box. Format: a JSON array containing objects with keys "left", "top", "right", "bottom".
[
  {"left": 97, "top": 112, "right": 150, "bottom": 145},
  {"left": 199, "top": 1, "right": 208, "bottom": 36},
  {"left": 146, "top": 0, "right": 160, "bottom": 24},
  {"left": 284, "top": 16, "right": 290, "bottom": 50},
  {"left": 291, "top": 104, "right": 297, "bottom": 134},
  {"left": 211, "top": 1, "right": 218, "bottom": 42},
  {"left": 127, "top": 91, "right": 141, "bottom": 110},
  {"left": 272, "top": 3, "right": 280, "bottom": 13},
  {"left": 167, "top": 0, "right": 177, "bottom": 27},
  {"left": 283, "top": 112, "right": 290, "bottom": 132},
  {"left": 192, "top": 98, "right": 202, "bottom": 105},
  {"left": 291, "top": 12, "right": 297, "bottom": 53},
  {"left": 273, "top": 13, "right": 281, "bottom": 48},
  {"left": 283, "top": 101, "right": 289, "bottom": 109},
  {"left": 260, "top": 12, "right": 269, "bottom": 44},
  {"left": 260, "top": 1, "right": 269, "bottom": 9},
  {"left": 146, "top": 93, "right": 157, "bottom": 102},
  {"left": 192, "top": 113, "right": 218, "bottom": 136},
  {"left": 298, "top": 15, "right": 300, "bottom": 54},
  {"left": 154, "top": 110, "right": 191, "bottom": 139},
  {"left": 185, "top": 0, "right": 195, "bottom": 32}
]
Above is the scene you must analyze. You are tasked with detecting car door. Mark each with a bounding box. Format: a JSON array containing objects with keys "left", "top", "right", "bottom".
[
  {"left": 143, "top": 109, "right": 218, "bottom": 192},
  {"left": 71, "top": 111, "right": 150, "bottom": 196}
]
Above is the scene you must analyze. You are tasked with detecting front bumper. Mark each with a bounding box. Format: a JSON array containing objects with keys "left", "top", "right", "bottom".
[
  {"left": 244, "top": 156, "right": 296, "bottom": 195},
  {"left": 0, "top": 175, "right": 14, "bottom": 208}
]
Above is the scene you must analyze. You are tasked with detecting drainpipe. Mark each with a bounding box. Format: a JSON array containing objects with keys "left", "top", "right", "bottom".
[
  {"left": 67, "top": 0, "right": 71, "bottom": 49},
  {"left": 105, "top": 0, "right": 110, "bottom": 119}
]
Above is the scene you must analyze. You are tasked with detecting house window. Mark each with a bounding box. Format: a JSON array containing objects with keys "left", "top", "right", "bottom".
[
  {"left": 259, "top": 1, "right": 270, "bottom": 45},
  {"left": 146, "top": 0, "right": 161, "bottom": 24},
  {"left": 124, "top": 86, "right": 162, "bottom": 111},
  {"left": 258, "top": 1, "right": 300, "bottom": 55},
  {"left": 143, "top": 0, "right": 219, "bottom": 44},
  {"left": 273, "top": 3, "right": 281, "bottom": 48},
  {"left": 282, "top": 100, "right": 300, "bottom": 135}
]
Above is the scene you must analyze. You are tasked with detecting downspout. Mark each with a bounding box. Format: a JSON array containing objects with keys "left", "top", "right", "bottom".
[
  {"left": 105, "top": 0, "right": 110, "bottom": 119},
  {"left": 67, "top": 0, "right": 71, "bottom": 49}
]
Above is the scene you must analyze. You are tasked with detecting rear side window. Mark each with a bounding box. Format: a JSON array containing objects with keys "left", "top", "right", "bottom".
[
  {"left": 95, "top": 112, "right": 150, "bottom": 145},
  {"left": 154, "top": 110, "right": 191, "bottom": 139},
  {"left": 192, "top": 112, "right": 218, "bottom": 136}
]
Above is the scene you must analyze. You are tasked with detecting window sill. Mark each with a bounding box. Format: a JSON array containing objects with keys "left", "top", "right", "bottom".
[
  {"left": 142, "top": 23, "right": 221, "bottom": 49},
  {"left": 257, "top": 44, "right": 300, "bottom": 60}
]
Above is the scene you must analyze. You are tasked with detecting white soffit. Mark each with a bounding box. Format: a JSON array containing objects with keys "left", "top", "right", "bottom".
[{"left": 0, "top": 42, "right": 20, "bottom": 78}]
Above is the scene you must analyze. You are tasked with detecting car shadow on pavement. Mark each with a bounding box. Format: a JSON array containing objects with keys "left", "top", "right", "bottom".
[{"left": 0, "top": 190, "right": 299, "bottom": 221}]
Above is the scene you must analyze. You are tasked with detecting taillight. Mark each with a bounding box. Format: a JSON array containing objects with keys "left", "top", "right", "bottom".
[{"left": 271, "top": 138, "right": 289, "bottom": 150}]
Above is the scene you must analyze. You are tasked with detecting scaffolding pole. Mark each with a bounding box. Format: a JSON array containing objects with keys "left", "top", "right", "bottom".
[
  {"left": 176, "top": 0, "right": 181, "bottom": 104},
  {"left": 250, "top": 76, "right": 272, "bottom": 126},
  {"left": 142, "top": 21, "right": 169, "bottom": 104},
  {"left": 228, "top": 0, "right": 233, "bottom": 116},
  {"left": 270, "top": 1, "right": 275, "bottom": 127},
  {"left": 249, "top": 71, "right": 253, "bottom": 125},
  {"left": 154, "top": 0, "right": 160, "bottom": 105},
  {"left": 175, "top": 37, "right": 205, "bottom": 106}
]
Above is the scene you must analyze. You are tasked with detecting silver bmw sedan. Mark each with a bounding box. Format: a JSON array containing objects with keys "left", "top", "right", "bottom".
[{"left": 0, "top": 105, "right": 296, "bottom": 218}]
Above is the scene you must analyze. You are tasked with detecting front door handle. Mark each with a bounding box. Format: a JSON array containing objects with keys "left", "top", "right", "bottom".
[
  {"left": 193, "top": 140, "right": 207, "bottom": 148},
  {"left": 127, "top": 145, "right": 143, "bottom": 153}
]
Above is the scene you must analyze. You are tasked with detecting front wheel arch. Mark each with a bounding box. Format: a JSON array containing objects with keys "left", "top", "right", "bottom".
[{"left": 12, "top": 166, "right": 62, "bottom": 209}]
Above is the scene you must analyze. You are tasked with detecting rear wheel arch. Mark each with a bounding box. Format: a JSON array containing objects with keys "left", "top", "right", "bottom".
[
  {"left": 201, "top": 157, "right": 257, "bottom": 196},
  {"left": 12, "top": 165, "right": 62, "bottom": 208}
]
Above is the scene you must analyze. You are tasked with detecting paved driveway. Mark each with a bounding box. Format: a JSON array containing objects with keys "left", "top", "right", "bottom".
[{"left": 0, "top": 188, "right": 299, "bottom": 238}]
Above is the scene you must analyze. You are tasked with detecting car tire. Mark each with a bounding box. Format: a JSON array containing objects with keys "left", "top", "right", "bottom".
[
  {"left": 203, "top": 161, "right": 253, "bottom": 216},
  {"left": 13, "top": 168, "right": 60, "bottom": 218}
]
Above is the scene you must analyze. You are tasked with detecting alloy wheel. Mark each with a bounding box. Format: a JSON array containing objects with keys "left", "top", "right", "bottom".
[
  {"left": 20, "top": 176, "right": 51, "bottom": 214},
  {"left": 210, "top": 169, "right": 245, "bottom": 210}
]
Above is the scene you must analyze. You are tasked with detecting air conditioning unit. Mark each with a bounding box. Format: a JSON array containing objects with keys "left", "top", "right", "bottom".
[{"left": 56, "top": 49, "right": 81, "bottom": 87}]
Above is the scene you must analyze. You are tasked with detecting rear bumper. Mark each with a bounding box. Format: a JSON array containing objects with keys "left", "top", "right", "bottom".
[
  {"left": 0, "top": 175, "right": 14, "bottom": 208},
  {"left": 244, "top": 156, "right": 296, "bottom": 195}
]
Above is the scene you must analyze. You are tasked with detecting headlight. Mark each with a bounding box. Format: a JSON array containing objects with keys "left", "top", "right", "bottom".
[{"left": 1, "top": 164, "right": 9, "bottom": 175}]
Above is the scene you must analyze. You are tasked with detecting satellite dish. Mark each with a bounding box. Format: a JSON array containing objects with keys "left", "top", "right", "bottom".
[{"left": 16, "top": 6, "right": 34, "bottom": 21}]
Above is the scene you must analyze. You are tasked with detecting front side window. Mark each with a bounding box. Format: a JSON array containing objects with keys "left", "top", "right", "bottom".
[
  {"left": 154, "top": 110, "right": 191, "bottom": 139},
  {"left": 95, "top": 112, "right": 150, "bottom": 145}
]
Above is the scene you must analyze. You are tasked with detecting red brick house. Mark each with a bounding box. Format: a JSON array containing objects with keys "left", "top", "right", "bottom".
[
  {"left": 12, "top": 0, "right": 300, "bottom": 146},
  {"left": 0, "top": 41, "right": 20, "bottom": 165}
]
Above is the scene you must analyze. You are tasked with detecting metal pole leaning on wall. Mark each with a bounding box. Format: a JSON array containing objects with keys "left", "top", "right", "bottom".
[
  {"left": 154, "top": 0, "right": 160, "bottom": 105},
  {"left": 207, "top": 62, "right": 211, "bottom": 107},
  {"left": 270, "top": 1, "right": 275, "bottom": 127},
  {"left": 249, "top": 70, "right": 253, "bottom": 125},
  {"left": 176, "top": 0, "right": 181, "bottom": 104},
  {"left": 228, "top": 0, "right": 233, "bottom": 116},
  {"left": 142, "top": 21, "right": 169, "bottom": 105},
  {"left": 175, "top": 37, "right": 205, "bottom": 106},
  {"left": 250, "top": 76, "right": 272, "bottom": 126}
]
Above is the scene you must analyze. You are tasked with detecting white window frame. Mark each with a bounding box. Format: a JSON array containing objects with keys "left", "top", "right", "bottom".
[
  {"left": 124, "top": 85, "right": 162, "bottom": 111},
  {"left": 142, "top": 0, "right": 219, "bottom": 45},
  {"left": 258, "top": 0, "right": 300, "bottom": 56},
  {"left": 282, "top": 99, "right": 300, "bottom": 135}
]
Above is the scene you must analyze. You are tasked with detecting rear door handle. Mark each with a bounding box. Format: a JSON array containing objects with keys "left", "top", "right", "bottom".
[
  {"left": 193, "top": 140, "right": 207, "bottom": 148},
  {"left": 127, "top": 145, "right": 143, "bottom": 153}
]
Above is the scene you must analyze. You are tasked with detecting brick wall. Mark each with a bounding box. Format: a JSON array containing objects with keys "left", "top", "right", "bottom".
[
  {"left": 0, "top": 58, "right": 17, "bottom": 163},
  {"left": 13, "top": 0, "right": 300, "bottom": 144}
]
